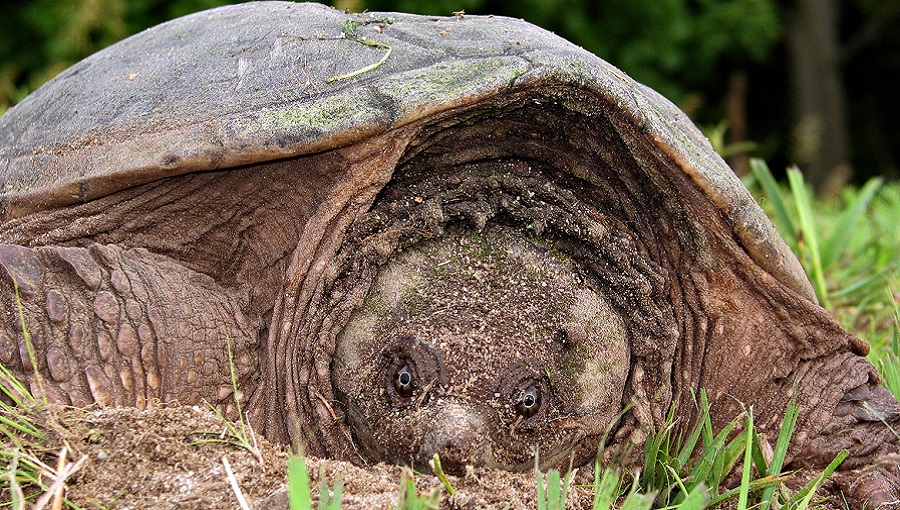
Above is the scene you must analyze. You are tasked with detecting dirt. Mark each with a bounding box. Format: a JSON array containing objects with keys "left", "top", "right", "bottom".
[{"left": 4, "top": 403, "right": 600, "bottom": 509}]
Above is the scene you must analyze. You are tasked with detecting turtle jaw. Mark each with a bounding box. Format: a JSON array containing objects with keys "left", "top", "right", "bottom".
[
  {"left": 412, "top": 404, "right": 593, "bottom": 475},
  {"left": 345, "top": 395, "right": 591, "bottom": 476},
  {"left": 335, "top": 391, "right": 499, "bottom": 474}
]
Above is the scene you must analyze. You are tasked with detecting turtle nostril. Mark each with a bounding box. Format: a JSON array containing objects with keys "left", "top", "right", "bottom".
[{"left": 418, "top": 405, "right": 490, "bottom": 475}]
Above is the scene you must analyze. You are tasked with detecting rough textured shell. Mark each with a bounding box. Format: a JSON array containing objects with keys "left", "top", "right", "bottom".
[{"left": 0, "top": 1, "right": 813, "bottom": 300}]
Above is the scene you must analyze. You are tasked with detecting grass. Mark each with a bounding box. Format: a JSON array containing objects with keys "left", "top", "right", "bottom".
[
  {"left": 287, "top": 455, "right": 345, "bottom": 510},
  {"left": 0, "top": 369, "right": 53, "bottom": 509},
  {"left": 535, "top": 451, "right": 574, "bottom": 510},
  {"left": 428, "top": 453, "right": 456, "bottom": 496},
  {"left": 326, "top": 18, "right": 396, "bottom": 83},
  {"left": 634, "top": 390, "right": 846, "bottom": 510},
  {"left": 190, "top": 338, "right": 261, "bottom": 462}
]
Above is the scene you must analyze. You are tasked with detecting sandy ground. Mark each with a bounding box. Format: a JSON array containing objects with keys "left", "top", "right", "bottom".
[{"left": 2, "top": 403, "right": 601, "bottom": 509}]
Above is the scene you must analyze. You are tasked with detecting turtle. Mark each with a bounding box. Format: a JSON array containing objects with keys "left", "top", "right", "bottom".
[{"left": 0, "top": 1, "right": 897, "bottom": 506}]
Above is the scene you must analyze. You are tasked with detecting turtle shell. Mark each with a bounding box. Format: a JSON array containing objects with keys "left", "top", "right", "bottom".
[{"left": 0, "top": 1, "right": 812, "bottom": 302}]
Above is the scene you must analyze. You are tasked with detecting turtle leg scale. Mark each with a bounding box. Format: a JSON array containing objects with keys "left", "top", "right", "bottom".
[{"left": 0, "top": 242, "right": 258, "bottom": 415}]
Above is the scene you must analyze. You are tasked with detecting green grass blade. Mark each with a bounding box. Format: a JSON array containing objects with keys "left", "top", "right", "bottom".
[
  {"left": 891, "top": 286, "right": 899, "bottom": 354},
  {"left": 676, "top": 415, "right": 705, "bottom": 470},
  {"left": 720, "top": 429, "right": 753, "bottom": 483},
  {"left": 547, "top": 470, "right": 561, "bottom": 510},
  {"left": 785, "top": 450, "right": 848, "bottom": 509},
  {"left": 430, "top": 454, "right": 456, "bottom": 495},
  {"left": 690, "top": 419, "right": 739, "bottom": 488},
  {"left": 535, "top": 449, "right": 547, "bottom": 510},
  {"left": 333, "top": 485, "right": 345, "bottom": 510},
  {"left": 699, "top": 390, "right": 714, "bottom": 448},
  {"left": 787, "top": 168, "right": 830, "bottom": 307},
  {"left": 7, "top": 455, "right": 25, "bottom": 509},
  {"left": 318, "top": 466, "right": 328, "bottom": 510},
  {"left": 224, "top": 337, "right": 247, "bottom": 440},
  {"left": 398, "top": 471, "right": 418, "bottom": 510},
  {"left": 677, "top": 483, "right": 711, "bottom": 510},
  {"left": 288, "top": 455, "right": 313, "bottom": 510},
  {"left": 396, "top": 472, "right": 441, "bottom": 510},
  {"left": 830, "top": 268, "right": 891, "bottom": 298},
  {"left": 561, "top": 470, "right": 575, "bottom": 510},
  {"left": 592, "top": 464, "right": 622, "bottom": 510},
  {"left": 619, "top": 490, "right": 655, "bottom": 510},
  {"left": 643, "top": 409, "right": 677, "bottom": 488},
  {"left": 666, "top": 464, "right": 692, "bottom": 505},
  {"left": 737, "top": 410, "right": 754, "bottom": 510},
  {"left": 13, "top": 283, "right": 47, "bottom": 408},
  {"left": 317, "top": 466, "right": 343, "bottom": 510},
  {"left": 0, "top": 361, "right": 37, "bottom": 408},
  {"left": 749, "top": 428, "right": 768, "bottom": 478},
  {"left": 888, "top": 283, "right": 899, "bottom": 352},
  {"left": 750, "top": 158, "right": 798, "bottom": 247},
  {"left": 878, "top": 356, "right": 900, "bottom": 399},
  {"left": 759, "top": 400, "right": 800, "bottom": 510},
  {"left": 327, "top": 18, "right": 395, "bottom": 82},
  {"left": 330, "top": 477, "right": 344, "bottom": 510},
  {"left": 641, "top": 426, "right": 664, "bottom": 486},
  {"left": 707, "top": 475, "right": 790, "bottom": 506},
  {"left": 885, "top": 289, "right": 900, "bottom": 398},
  {"left": 0, "top": 415, "right": 47, "bottom": 442},
  {"left": 820, "top": 177, "right": 883, "bottom": 269}
]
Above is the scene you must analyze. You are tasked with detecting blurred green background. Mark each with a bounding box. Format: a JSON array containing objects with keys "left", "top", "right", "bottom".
[{"left": 0, "top": 0, "right": 899, "bottom": 192}]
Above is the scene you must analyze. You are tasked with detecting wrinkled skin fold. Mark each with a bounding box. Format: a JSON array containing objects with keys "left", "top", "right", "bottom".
[{"left": 0, "top": 2, "right": 898, "bottom": 507}]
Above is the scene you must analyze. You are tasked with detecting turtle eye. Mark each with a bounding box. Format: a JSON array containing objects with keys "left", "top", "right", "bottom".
[
  {"left": 515, "top": 385, "right": 541, "bottom": 417},
  {"left": 393, "top": 364, "right": 414, "bottom": 397},
  {"left": 381, "top": 337, "right": 445, "bottom": 400}
]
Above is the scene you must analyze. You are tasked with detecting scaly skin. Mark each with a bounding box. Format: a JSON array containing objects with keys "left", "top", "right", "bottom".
[{"left": 0, "top": 242, "right": 258, "bottom": 412}]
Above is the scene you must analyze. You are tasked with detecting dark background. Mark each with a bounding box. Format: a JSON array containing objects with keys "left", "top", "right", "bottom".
[{"left": 2, "top": 0, "right": 898, "bottom": 193}]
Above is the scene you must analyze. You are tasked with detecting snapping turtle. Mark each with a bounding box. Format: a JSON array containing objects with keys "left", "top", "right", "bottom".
[{"left": 0, "top": 1, "right": 897, "bottom": 505}]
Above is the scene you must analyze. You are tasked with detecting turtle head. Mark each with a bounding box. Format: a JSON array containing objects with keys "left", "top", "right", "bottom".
[{"left": 332, "top": 225, "right": 630, "bottom": 474}]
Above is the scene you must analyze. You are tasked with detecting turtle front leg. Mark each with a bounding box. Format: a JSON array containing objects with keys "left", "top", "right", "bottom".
[
  {"left": 791, "top": 366, "right": 900, "bottom": 509},
  {"left": 831, "top": 385, "right": 900, "bottom": 509},
  {"left": 831, "top": 456, "right": 900, "bottom": 510},
  {"left": 0, "top": 243, "right": 259, "bottom": 414}
]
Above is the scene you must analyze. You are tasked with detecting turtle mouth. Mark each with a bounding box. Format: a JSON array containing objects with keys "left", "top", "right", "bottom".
[{"left": 409, "top": 406, "right": 587, "bottom": 475}]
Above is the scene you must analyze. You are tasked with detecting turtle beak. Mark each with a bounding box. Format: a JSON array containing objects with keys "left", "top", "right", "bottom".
[{"left": 416, "top": 402, "right": 493, "bottom": 476}]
